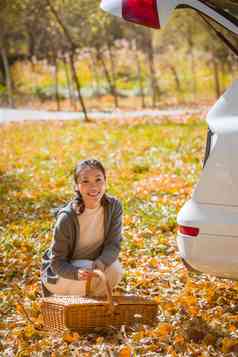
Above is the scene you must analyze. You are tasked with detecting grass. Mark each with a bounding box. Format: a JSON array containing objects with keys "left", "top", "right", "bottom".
[{"left": 1, "top": 116, "right": 238, "bottom": 356}]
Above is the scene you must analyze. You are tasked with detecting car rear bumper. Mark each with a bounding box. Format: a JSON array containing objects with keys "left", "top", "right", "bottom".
[{"left": 177, "top": 233, "right": 238, "bottom": 280}]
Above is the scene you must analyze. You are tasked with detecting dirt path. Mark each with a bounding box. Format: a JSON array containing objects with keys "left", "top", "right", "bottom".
[{"left": 0, "top": 107, "right": 208, "bottom": 123}]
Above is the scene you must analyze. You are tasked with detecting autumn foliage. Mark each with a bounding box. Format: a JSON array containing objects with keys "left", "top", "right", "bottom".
[{"left": 1, "top": 115, "right": 238, "bottom": 356}]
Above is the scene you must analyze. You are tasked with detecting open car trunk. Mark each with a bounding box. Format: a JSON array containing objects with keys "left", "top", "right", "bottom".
[
  {"left": 101, "top": 0, "right": 238, "bottom": 36},
  {"left": 101, "top": 0, "right": 238, "bottom": 281}
]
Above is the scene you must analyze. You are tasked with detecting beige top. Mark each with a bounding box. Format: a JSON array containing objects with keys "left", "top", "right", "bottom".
[{"left": 74, "top": 204, "right": 104, "bottom": 259}]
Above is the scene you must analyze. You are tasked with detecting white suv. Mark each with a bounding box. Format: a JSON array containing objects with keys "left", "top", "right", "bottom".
[{"left": 101, "top": 0, "right": 238, "bottom": 280}]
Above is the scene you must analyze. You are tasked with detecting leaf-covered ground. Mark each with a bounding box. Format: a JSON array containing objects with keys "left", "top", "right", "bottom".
[{"left": 1, "top": 116, "right": 238, "bottom": 356}]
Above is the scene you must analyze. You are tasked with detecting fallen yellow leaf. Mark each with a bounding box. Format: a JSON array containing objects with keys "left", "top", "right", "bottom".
[
  {"left": 221, "top": 337, "right": 238, "bottom": 353},
  {"left": 158, "top": 323, "right": 172, "bottom": 337},
  {"left": 118, "top": 345, "right": 133, "bottom": 357},
  {"left": 174, "top": 334, "right": 185, "bottom": 344},
  {"left": 63, "top": 332, "right": 80, "bottom": 343},
  {"left": 24, "top": 324, "right": 36, "bottom": 338}
]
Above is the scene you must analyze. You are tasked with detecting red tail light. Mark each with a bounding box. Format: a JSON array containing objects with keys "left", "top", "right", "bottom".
[
  {"left": 179, "top": 225, "right": 199, "bottom": 237},
  {"left": 122, "top": 0, "right": 160, "bottom": 29}
]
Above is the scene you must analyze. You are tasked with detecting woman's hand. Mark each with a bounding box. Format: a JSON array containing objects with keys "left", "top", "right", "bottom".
[
  {"left": 77, "top": 269, "right": 94, "bottom": 280},
  {"left": 92, "top": 259, "right": 106, "bottom": 272}
]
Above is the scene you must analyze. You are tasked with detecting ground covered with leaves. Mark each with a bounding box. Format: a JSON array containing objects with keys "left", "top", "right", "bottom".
[{"left": 1, "top": 115, "right": 238, "bottom": 356}]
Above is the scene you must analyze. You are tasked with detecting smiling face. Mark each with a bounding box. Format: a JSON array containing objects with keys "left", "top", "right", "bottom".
[{"left": 76, "top": 167, "right": 106, "bottom": 208}]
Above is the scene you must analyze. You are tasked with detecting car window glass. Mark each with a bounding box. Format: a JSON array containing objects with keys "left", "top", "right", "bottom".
[
  {"left": 204, "top": 0, "right": 238, "bottom": 21},
  {"left": 202, "top": 14, "right": 238, "bottom": 45}
]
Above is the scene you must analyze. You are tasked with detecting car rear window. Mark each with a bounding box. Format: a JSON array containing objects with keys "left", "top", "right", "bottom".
[{"left": 204, "top": 0, "right": 238, "bottom": 23}]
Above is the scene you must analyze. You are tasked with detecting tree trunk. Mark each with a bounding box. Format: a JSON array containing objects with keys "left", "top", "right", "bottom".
[
  {"left": 69, "top": 51, "right": 89, "bottom": 121},
  {"left": 28, "top": 31, "right": 35, "bottom": 59},
  {"left": 187, "top": 27, "right": 197, "bottom": 101},
  {"left": 46, "top": 0, "right": 88, "bottom": 117},
  {"left": 53, "top": 54, "right": 61, "bottom": 111},
  {"left": 190, "top": 51, "right": 197, "bottom": 99},
  {"left": 169, "top": 64, "right": 181, "bottom": 92},
  {"left": 96, "top": 48, "right": 118, "bottom": 108},
  {"left": 107, "top": 44, "right": 118, "bottom": 108},
  {"left": 226, "top": 59, "right": 234, "bottom": 80},
  {"left": 63, "top": 54, "right": 76, "bottom": 110},
  {"left": 0, "top": 57, "right": 6, "bottom": 85},
  {"left": 212, "top": 55, "right": 221, "bottom": 99},
  {"left": 133, "top": 40, "right": 146, "bottom": 108},
  {"left": 220, "top": 61, "right": 226, "bottom": 93},
  {"left": 168, "top": 63, "right": 183, "bottom": 103},
  {"left": 89, "top": 50, "right": 101, "bottom": 96},
  {"left": 0, "top": 46, "right": 14, "bottom": 108},
  {"left": 146, "top": 31, "right": 160, "bottom": 108}
]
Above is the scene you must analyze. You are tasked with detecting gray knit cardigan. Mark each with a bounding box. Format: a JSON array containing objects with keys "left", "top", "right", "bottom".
[{"left": 40, "top": 195, "right": 123, "bottom": 296}]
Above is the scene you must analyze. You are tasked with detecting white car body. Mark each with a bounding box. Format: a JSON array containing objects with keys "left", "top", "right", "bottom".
[
  {"left": 101, "top": 0, "right": 238, "bottom": 279},
  {"left": 178, "top": 80, "right": 238, "bottom": 279}
]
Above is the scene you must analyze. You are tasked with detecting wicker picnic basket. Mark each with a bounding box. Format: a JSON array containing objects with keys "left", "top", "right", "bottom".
[{"left": 41, "top": 270, "right": 158, "bottom": 333}]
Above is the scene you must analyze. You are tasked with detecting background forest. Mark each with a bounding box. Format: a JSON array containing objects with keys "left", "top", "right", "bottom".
[{"left": 1, "top": 0, "right": 238, "bottom": 118}]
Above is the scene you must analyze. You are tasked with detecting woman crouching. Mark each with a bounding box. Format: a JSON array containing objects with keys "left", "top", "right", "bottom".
[{"left": 41, "top": 159, "right": 123, "bottom": 297}]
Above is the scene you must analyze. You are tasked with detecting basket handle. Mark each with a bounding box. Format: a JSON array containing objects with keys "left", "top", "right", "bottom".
[{"left": 86, "top": 269, "right": 113, "bottom": 307}]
